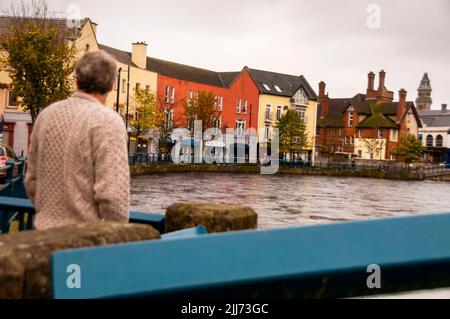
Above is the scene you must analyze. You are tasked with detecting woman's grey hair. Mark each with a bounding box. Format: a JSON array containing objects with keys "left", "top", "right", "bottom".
[{"left": 75, "top": 50, "right": 117, "bottom": 94}]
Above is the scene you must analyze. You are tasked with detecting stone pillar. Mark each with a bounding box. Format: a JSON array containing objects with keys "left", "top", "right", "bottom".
[
  {"left": 165, "top": 202, "right": 257, "bottom": 233},
  {"left": 0, "top": 222, "right": 160, "bottom": 298}
]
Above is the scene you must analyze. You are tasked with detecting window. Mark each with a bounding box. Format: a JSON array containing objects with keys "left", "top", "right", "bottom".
[
  {"left": 236, "top": 99, "right": 241, "bottom": 113},
  {"left": 216, "top": 96, "right": 223, "bottom": 111},
  {"left": 344, "top": 136, "right": 348, "bottom": 145},
  {"left": 165, "top": 86, "right": 175, "bottom": 104},
  {"left": 135, "top": 83, "right": 141, "bottom": 92},
  {"left": 316, "top": 126, "right": 320, "bottom": 136},
  {"left": 348, "top": 112, "right": 354, "bottom": 127},
  {"left": 146, "top": 85, "right": 151, "bottom": 93},
  {"left": 391, "top": 129, "right": 398, "bottom": 142},
  {"left": 436, "top": 135, "right": 444, "bottom": 147},
  {"left": 242, "top": 99, "right": 247, "bottom": 114},
  {"left": 378, "top": 129, "right": 384, "bottom": 139},
  {"left": 358, "top": 129, "right": 362, "bottom": 138},
  {"left": 274, "top": 85, "right": 282, "bottom": 93},
  {"left": 262, "top": 84, "right": 271, "bottom": 91},
  {"left": 297, "top": 108, "right": 306, "bottom": 124},
  {"left": 358, "top": 150, "right": 362, "bottom": 158},
  {"left": 165, "top": 109, "right": 173, "bottom": 129},
  {"left": 122, "top": 79, "right": 127, "bottom": 92},
  {"left": 418, "top": 134, "right": 423, "bottom": 141},
  {"left": 293, "top": 89, "right": 308, "bottom": 105},
  {"left": 85, "top": 44, "right": 90, "bottom": 52},
  {"left": 426, "top": 135, "right": 433, "bottom": 147},
  {"left": 7, "top": 91, "right": 17, "bottom": 108},
  {"left": 265, "top": 105, "right": 271, "bottom": 121},
  {"left": 236, "top": 120, "right": 246, "bottom": 137},
  {"left": 276, "top": 106, "right": 282, "bottom": 120}
]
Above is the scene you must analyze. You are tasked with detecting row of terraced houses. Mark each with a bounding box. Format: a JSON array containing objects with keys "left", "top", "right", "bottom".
[{"left": 0, "top": 18, "right": 424, "bottom": 163}]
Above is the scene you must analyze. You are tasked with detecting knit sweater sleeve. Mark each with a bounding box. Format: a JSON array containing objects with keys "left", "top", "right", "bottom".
[{"left": 92, "top": 112, "right": 130, "bottom": 222}]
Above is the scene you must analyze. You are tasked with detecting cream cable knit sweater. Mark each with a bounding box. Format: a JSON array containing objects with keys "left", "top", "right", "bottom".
[{"left": 25, "top": 91, "right": 130, "bottom": 230}]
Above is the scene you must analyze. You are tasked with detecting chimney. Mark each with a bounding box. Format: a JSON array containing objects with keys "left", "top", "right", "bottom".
[
  {"left": 318, "top": 81, "right": 326, "bottom": 99},
  {"left": 397, "top": 89, "right": 407, "bottom": 121},
  {"left": 131, "top": 42, "right": 148, "bottom": 69},
  {"left": 320, "top": 95, "right": 330, "bottom": 117},
  {"left": 442, "top": 104, "right": 448, "bottom": 112},
  {"left": 367, "top": 71, "right": 375, "bottom": 93},
  {"left": 378, "top": 70, "right": 386, "bottom": 93}
]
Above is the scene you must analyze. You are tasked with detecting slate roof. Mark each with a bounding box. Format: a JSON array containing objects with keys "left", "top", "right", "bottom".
[
  {"left": 147, "top": 56, "right": 226, "bottom": 87},
  {"left": 419, "top": 110, "right": 450, "bottom": 127},
  {"left": 100, "top": 44, "right": 229, "bottom": 87},
  {"left": 248, "top": 68, "right": 317, "bottom": 100},
  {"left": 99, "top": 44, "right": 137, "bottom": 68}
]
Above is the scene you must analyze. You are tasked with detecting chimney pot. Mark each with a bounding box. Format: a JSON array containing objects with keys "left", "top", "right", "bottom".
[
  {"left": 319, "top": 81, "right": 326, "bottom": 99},
  {"left": 367, "top": 72, "right": 375, "bottom": 92},
  {"left": 442, "top": 104, "right": 448, "bottom": 111},
  {"left": 378, "top": 70, "right": 386, "bottom": 92}
]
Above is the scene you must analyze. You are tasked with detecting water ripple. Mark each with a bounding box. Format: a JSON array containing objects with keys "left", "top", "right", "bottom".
[{"left": 130, "top": 173, "right": 450, "bottom": 229}]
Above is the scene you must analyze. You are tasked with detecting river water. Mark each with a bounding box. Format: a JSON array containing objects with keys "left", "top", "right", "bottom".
[{"left": 130, "top": 173, "right": 450, "bottom": 229}]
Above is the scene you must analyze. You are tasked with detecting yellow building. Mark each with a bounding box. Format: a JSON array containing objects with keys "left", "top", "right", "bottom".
[
  {"left": 248, "top": 69, "right": 318, "bottom": 162},
  {"left": 0, "top": 17, "right": 158, "bottom": 155}
]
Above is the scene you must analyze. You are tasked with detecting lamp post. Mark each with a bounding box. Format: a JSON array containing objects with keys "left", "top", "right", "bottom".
[{"left": 115, "top": 67, "right": 122, "bottom": 113}]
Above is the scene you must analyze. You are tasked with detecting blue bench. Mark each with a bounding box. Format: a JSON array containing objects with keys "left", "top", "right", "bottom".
[
  {"left": 52, "top": 212, "right": 450, "bottom": 299},
  {"left": 0, "top": 197, "right": 166, "bottom": 234},
  {"left": 129, "top": 211, "right": 165, "bottom": 234},
  {"left": 0, "top": 196, "right": 35, "bottom": 233}
]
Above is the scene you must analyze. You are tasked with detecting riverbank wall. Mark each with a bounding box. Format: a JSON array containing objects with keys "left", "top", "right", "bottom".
[{"left": 130, "top": 164, "right": 423, "bottom": 180}]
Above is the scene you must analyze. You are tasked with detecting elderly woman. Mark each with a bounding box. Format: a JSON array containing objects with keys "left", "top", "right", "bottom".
[{"left": 25, "top": 50, "right": 130, "bottom": 230}]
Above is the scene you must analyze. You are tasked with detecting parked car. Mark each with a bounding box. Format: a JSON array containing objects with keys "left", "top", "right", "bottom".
[{"left": 0, "top": 144, "right": 20, "bottom": 184}]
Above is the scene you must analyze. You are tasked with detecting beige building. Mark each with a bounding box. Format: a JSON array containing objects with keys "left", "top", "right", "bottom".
[
  {"left": 0, "top": 17, "right": 158, "bottom": 155},
  {"left": 248, "top": 69, "right": 318, "bottom": 163}
]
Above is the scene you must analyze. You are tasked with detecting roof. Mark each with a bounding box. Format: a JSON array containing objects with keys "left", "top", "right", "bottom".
[
  {"left": 357, "top": 105, "right": 398, "bottom": 129},
  {"left": 218, "top": 72, "right": 240, "bottom": 86},
  {"left": 248, "top": 68, "right": 317, "bottom": 100},
  {"left": 147, "top": 56, "right": 226, "bottom": 87},
  {"left": 0, "top": 16, "right": 88, "bottom": 40},
  {"left": 100, "top": 44, "right": 229, "bottom": 87},
  {"left": 318, "top": 92, "right": 421, "bottom": 129},
  {"left": 99, "top": 44, "right": 138, "bottom": 68},
  {"left": 419, "top": 109, "right": 450, "bottom": 128}
]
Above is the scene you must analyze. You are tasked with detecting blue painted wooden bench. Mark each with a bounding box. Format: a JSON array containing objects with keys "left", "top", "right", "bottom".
[
  {"left": 52, "top": 212, "right": 450, "bottom": 299},
  {"left": 0, "top": 196, "right": 166, "bottom": 234}
]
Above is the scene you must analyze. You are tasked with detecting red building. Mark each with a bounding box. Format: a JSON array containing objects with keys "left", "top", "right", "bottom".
[
  {"left": 316, "top": 70, "right": 422, "bottom": 161},
  {"left": 147, "top": 58, "right": 259, "bottom": 133}
]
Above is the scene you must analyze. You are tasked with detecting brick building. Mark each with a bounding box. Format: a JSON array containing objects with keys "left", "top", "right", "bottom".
[{"left": 316, "top": 70, "right": 422, "bottom": 161}]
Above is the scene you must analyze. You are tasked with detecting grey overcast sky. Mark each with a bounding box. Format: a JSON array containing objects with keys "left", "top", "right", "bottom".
[{"left": 2, "top": 0, "right": 449, "bottom": 108}]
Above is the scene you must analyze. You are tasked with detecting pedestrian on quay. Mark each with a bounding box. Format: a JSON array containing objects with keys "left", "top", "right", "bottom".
[{"left": 25, "top": 51, "right": 130, "bottom": 230}]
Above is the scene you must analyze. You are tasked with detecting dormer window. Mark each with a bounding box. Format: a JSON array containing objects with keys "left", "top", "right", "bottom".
[
  {"left": 274, "top": 85, "right": 282, "bottom": 93},
  {"left": 263, "top": 84, "right": 271, "bottom": 91},
  {"left": 293, "top": 89, "right": 308, "bottom": 106}
]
